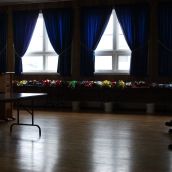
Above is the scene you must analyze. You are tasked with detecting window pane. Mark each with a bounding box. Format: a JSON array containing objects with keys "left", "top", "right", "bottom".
[
  {"left": 26, "top": 14, "right": 43, "bottom": 52},
  {"left": 118, "top": 56, "right": 131, "bottom": 70},
  {"left": 44, "top": 25, "right": 55, "bottom": 52},
  {"left": 47, "top": 56, "right": 58, "bottom": 71},
  {"left": 104, "top": 14, "right": 113, "bottom": 34},
  {"left": 96, "top": 35, "right": 113, "bottom": 50},
  {"left": 47, "top": 38, "right": 54, "bottom": 51},
  {"left": 96, "top": 13, "right": 113, "bottom": 51},
  {"left": 117, "top": 21, "right": 123, "bottom": 35},
  {"left": 95, "top": 56, "right": 112, "bottom": 70},
  {"left": 117, "top": 22, "right": 130, "bottom": 50},
  {"left": 117, "top": 34, "right": 130, "bottom": 50},
  {"left": 22, "top": 56, "right": 43, "bottom": 72}
]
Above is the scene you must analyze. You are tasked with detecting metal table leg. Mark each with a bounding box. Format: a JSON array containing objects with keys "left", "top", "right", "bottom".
[{"left": 10, "top": 99, "right": 41, "bottom": 137}]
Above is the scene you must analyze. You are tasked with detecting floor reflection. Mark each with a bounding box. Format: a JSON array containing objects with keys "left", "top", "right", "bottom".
[
  {"left": 1, "top": 111, "right": 172, "bottom": 172},
  {"left": 91, "top": 120, "right": 132, "bottom": 172},
  {"left": 16, "top": 119, "right": 61, "bottom": 172}
]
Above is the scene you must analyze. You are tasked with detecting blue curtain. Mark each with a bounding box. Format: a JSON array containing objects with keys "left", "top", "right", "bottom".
[
  {"left": 80, "top": 7, "right": 112, "bottom": 76},
  {"left": 115, "top": 4, "right": 149, "bottom": 77},
  {"left": 158, "top": 3, "right": 172, "bottom": 76},
  {"left": 0, "top": 12, "right": 7, "bottom": 73},
  {"left": 13, "top": 10, "right": 39, "bottom": 75},
  {"left": 42, "top": 8, "right": 73, "bottom": 76}
]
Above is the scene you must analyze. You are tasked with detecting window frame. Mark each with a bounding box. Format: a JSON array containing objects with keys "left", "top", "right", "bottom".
[
  {"left": 94, "top": 9, "right": 131, "bottom": 74},
  {"left": 22, "top": 12, "right": 58, "bottom": 74}
]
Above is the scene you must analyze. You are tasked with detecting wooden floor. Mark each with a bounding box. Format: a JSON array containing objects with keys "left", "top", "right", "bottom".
[{"left": 0, "top": 110, "right": 172, "bottom": 172}]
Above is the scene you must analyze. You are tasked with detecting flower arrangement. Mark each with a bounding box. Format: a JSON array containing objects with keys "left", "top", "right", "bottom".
[
  {"left": 68, "top": 80, "right": 78, "bottom": 89},
  {"left": 80, "top": 81, "right": 94, "bottom": 88},
  {"left": 42, "top": 79, "right": 51, "bottom": 87},
  {"left": 55, "top": 80, "right": 63, "bottom": 87},
  {"left": 14, "top": 79, "right": 172, "bottom": 89},
  {"left": 102, "top": 80, "right": 112, "bottom": 88},
  {"left": 116, "top": 80, "right": 126, "bottom": 89}
]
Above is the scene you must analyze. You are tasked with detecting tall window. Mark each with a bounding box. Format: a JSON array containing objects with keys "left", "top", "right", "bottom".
[
  {"left": 95, "top": 9, "right": 131, "bottom": 74},
  {"left": 22, "top": 13, "right": 58, "bottom": 73}
]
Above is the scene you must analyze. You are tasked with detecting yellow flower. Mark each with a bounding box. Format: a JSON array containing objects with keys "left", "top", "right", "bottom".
[
  {"left": 117, "top": 80, "right": 125, "bottom": 88},
  {"left": 102, "top": 80, "right": 112, "bottom": 88}
]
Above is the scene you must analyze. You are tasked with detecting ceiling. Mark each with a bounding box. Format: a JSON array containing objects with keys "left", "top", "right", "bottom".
[{"left": 0, "top": 0, "right": 71, "bottom": 5}]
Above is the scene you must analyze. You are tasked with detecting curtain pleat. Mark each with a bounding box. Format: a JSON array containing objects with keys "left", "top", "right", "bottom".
[
  {"left": 80, "top": 7, "right": 112, "bottom": 77},
  {"left": 43, "top": 8, "right": 73, "bottom": 76},
  {"left": 0, "top": 12, "right": 7, "bottom": 73},
  {"left": 158, "top": 3, "right": 172, "bottom": 76},
  {"left": 115, "top": 4, "right": 149, "bottom": 77},
  {"left": 13, "top": 10, "right": 39, "bottom": 75}
]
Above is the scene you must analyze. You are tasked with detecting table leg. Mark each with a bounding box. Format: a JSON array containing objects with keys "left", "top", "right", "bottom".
[{"left": 10, "top": 99, "right": 41, "bottom": 137}]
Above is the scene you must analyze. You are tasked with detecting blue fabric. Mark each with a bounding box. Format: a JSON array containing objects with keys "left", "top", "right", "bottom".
[
  {"left": 115, "top": 4, "right": 149, "bottom": 77},
  {"left": 13, "top": 10, "right": 39, "bottom": 75},
  {"left": 42, "top": 8, "right": 73, "bottom": 76},
  {"left": 0, "top": 12, "right": 7, "bottom": 73},
  {"left": 80, "top": 7, "right": 112, "bottom": 76},
  {"left": 158, "top": 3, "right": 172, "bottom": 76}
]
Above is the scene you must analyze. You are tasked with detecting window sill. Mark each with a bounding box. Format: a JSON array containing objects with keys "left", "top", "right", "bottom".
[
  {"left": 22, "top": 72, "right": 59, "bottom": 75},
  {"left": 94, "top": 72, "right": 130, "bottom": 76}
]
